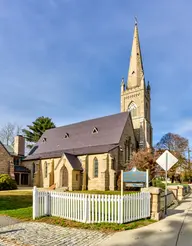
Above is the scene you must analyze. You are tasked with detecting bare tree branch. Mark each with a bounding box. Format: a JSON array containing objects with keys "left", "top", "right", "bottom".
[
  {"left": 155, "top": 133, "right": 189, "bottom": 154},
  {"left": 0, "top": 123, "right": 23, "bottom": 146}
]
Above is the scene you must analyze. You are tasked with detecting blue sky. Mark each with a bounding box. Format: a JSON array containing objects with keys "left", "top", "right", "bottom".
[{"left": 0, "top": 0, "right": 192, "bottom": 146}]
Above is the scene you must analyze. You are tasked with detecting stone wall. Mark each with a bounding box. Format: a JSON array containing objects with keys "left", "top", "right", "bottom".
[
  {"left": 168, "top": 185, "right": 185, "bottom": 201},
  {"left": 87, "top": 153, "right": 109, "bottom": 190},
  {"left": 78, "top": 155, "right": 87, "bottom": 190},
  {"left": 72, "top": 170, "right": 81, "bottom": 190},
  {"left": 109, "top": 115, "right": 136, "bottom": 172},
  {"left": 22, "top": 160, "right": 40, "bottom": 186},
  {"left": 0, "top": 143, "right": 13, "bottom": 175},
  {"left": 79, "top": 153, "right": 117, "bottom": 191},
  {"left": 142, "top": 185, "right": 190, "bottom": 220}
]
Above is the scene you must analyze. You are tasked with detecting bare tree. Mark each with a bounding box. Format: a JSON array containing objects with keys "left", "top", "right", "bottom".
[
  {"left": 15, "top": 125, "right": 23, "bottom": 136},
  {"left": 155, "top": 133, "right": 189, "bottom": 154},
  {"left": 0, "top": 123, "right": 23, "bottom": 146}
]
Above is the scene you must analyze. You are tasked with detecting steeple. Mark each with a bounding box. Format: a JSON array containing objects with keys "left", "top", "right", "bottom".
[
  {"left": 121, "top": 19, "right": 153, "bottom": 149},
  {"left": 127, "top": 18, "right": 145, "bottom": 88}
]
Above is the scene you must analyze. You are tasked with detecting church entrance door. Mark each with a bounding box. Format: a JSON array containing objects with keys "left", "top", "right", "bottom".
[{"left": 61, "top": 166, "right": 68, "bottom": 187}]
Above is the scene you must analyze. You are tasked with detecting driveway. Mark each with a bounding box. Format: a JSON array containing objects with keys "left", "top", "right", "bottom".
[{"left": 0, "top": 220, "right": 111, "bottom": 246}]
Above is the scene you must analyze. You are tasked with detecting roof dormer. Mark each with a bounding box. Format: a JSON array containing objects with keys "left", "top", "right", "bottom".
[
  {"left": 64, "top": 133, "right": 69, "bottom": 139},
  {"left": 92, "top": 127, "right": 98, "bottom": 134}
]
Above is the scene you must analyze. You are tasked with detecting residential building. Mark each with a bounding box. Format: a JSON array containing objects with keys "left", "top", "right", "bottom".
[{"left": 0, "top": 135, "right": 30, "bottom": 185}]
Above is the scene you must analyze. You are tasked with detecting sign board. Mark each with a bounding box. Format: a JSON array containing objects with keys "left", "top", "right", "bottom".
[
  {"left": 123, "top": 168, "right": 146, "bottom": 183},
  {"left": 125, "top": 183, "right": 144, "bottom": 188},
  {"left": 156, "top": 150, "right": 178, "bottom": 171},
  {"left": 121, "top": 167, "right": 149, "bottom": 196}
]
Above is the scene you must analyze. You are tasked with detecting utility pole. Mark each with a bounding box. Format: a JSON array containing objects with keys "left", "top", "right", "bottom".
[{"left": 188, "top": 147, "right": 191, "bottom": 169}]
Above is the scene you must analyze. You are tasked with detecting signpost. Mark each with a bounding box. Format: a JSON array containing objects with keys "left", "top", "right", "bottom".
[
  {"left": 121, "top": 167, "right": 149, "bottom": 196},
  {"left": 156, "top": 150, "right": 178, "bottom": 215}
]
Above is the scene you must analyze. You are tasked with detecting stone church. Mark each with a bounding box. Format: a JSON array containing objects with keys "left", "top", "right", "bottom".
[{"left": 22, "top": 21, "right": 153, "bottom": 191}]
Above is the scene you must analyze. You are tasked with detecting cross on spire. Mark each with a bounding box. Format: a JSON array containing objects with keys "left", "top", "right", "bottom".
[{"left": 134, "top": 16, "right": 138, "bottom": 25}]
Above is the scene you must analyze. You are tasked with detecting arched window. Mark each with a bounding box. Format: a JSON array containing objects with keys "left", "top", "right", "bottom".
[
  {"left": 45, "top": 162, "right": 48, "bottom": 178},
  {"left": 125, "top": 138, "right": 131, "bottom": 162},
  {"left": 32, "top": 163, "right": 35, "bottom": 178},
  {"left": 128, "top": 102, "right": 137, "bottom": 117},
  {"left": 93, "top": 157, "right": 98, "bottom": 178},
  {"left": 128, "top": 137, "right": 131, "bottom": 161},
  {"left": 125, "top": 140, "right": 129, "bottom": 162},
  {"left": 111, "top": 158, "right": 116, "bottom": 170}
]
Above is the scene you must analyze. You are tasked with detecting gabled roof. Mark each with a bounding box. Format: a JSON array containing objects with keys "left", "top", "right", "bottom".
[
  {"left": 25, "top": 112, "right": 129, "bottom": 160},
  {"left": 0, "top": 141, "right": 24, "bottom": 157},
  {"left": 0, "top": 141, "right": 13, "bottom": 156},
  {"left": 4, "top": 145, "right": 15, "bottom": 155},
  {"left": 65, "top": 153, "right": 83, "bottom": 171},
  {"left": 25, "top": 144, "right": 118, "bottom": 160}
]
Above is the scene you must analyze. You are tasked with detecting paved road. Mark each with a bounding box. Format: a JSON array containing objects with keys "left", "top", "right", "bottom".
[
  {"left": 0, "top": 221, "right": 111, "bottom": 246},
  {"left": 102, "top": 194, "right": 192, "bottom": 246}
]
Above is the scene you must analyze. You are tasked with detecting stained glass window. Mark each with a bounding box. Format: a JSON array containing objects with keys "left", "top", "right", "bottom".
[{"left": 93, "top": 157, "right": 98, "bottom": 177}]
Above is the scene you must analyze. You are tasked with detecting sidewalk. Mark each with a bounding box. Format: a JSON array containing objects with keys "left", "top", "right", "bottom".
[
  {"left": 102, "top": 194, "right": 192, "bottom": 246},
  {"left": 0, "top": 216, "right": 19, "bottom": 228}
]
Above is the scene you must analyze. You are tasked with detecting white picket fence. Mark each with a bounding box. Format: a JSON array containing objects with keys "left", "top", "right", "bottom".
[{"left": 33, "top": 187, "right": 150, "bottom": 224}]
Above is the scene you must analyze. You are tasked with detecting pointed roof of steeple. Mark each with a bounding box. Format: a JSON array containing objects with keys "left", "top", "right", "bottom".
[{"left": 127, "top": 18, "right": 145, "bottom": 88}]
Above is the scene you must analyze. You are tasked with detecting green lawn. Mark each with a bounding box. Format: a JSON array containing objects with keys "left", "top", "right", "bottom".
[
  {"left": 37, "top": 216, "right": 155, "bottom": 232},
  {"left": 0, "top": 189, "right": 155, "bottom": 232},
  {"left": 69, "top": 190, "right": 138, "bottom": 195},
  {"left": 0, "top": 190, "right": 32, "bottom": 219},
  {"left": 167, "top": 183, "right": 189, "bottom": 187}
]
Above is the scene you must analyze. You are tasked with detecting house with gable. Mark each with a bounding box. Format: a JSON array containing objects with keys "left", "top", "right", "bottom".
[{"left": 0, "top": 135, "right": 30, "bottom": 185}]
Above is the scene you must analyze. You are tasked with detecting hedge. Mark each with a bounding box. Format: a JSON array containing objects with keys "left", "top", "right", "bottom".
[{"left": 0, "top": 174, "right": 17, "bottom": 190}]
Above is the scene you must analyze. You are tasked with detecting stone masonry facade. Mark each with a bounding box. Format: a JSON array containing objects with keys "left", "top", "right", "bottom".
[{"left": 0, "top": 143, "right": 13, "bottom": 176}]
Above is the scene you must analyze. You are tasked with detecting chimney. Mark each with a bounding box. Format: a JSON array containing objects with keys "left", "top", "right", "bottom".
[{"left": 14, "top": 135, "right": 25, "bottom": 156}]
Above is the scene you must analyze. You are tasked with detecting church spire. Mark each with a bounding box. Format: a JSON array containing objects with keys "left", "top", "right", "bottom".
[{"left": 127, "top": 18, "right": 145, "bottom": 88}]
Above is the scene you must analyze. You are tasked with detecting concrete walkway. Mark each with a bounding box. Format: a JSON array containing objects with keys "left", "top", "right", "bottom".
[
  {"left": 102, "top": 194, "right": 192, "bottom": 246},
  {"left": 0, "top": 216, "right": 20, "bottom": 228}
]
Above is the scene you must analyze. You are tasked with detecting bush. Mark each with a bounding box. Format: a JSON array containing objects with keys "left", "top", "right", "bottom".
[
  {"left": 0, "top": 174, "right": 17, "bottom": 190},
  {"left": 180, "top": 170, "right": 192, "bottom": 183},
  {"left": 152, "top": 178, "right": 165, "bottom": 190}
]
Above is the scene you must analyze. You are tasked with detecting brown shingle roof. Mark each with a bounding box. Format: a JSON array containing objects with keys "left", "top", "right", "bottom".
[
  {"left": 25, "top": 112, "right": 128, "bottom": 161},
  {"left": 65, "top": 153, "right": 82, "bottom": 171},
  {"left": 25, "top": 144, "right": 118, "bottom": 160}
]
